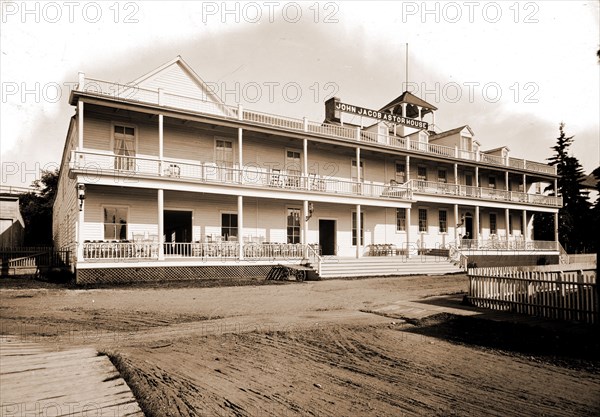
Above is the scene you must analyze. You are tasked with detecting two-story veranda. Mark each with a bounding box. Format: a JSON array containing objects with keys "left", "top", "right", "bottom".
[{"left": 53, "top": 57, "right": 562, "bottom": 283}]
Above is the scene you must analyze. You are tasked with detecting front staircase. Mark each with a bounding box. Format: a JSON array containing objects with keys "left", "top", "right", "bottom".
[{"left": 309, "top": 255, "right": 464, "bottom": 279}]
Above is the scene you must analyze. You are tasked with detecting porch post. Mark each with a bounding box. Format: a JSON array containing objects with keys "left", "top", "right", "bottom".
[
  {"left": 406, "top": 155, "right": 410, "bottom": 182},
  {"left": 356, "top": 204, "right": 361, "bottom": 259},
  {"left": 77, "top": 190, "right": 85, "bottom": 263},
  {"left": 554, "top": 211, "right": 559, "bottom": 250},
  {"left": 303, "top": 200, "right": 309, "bottom": 257},
  {"left": 522, "top": 174, "right": 527, "bottom": 192},
  {"left": 77, "top": 101, "right": 84, "bottom": 150},
  {"left": 238, "top": 128, "right": 243, "bottom": 183},
  {"left": 303, "top": 138, "right": 308, "bottom": 188},
  {"left": 454, "top": 164, "right": 458, "bottom": 185},
  {"left": 474, "top": 205, "right": 480, "bottom": 247},
  {"left": 158, "top": 189, "right": 164, "bottom": 260},
  {"left": 505, "top": 171, "right": 509, "bottom": 191},
  {"left": 158, "top": 114, "right": 164, "bottom": 175},
  {"left": 475, "top": 166, "right": 479, "bottom": 188},
  {"left": 522, "top": 209, "right": 527, "bottom": 244},
  {"left": 505, "top": 208, "right": 510, "bottom": 243},
  {"left": 406, "top": 207, "right": 411, "bottom": 258},
  {"left": 238, "top": 195, "right": 244, "bottom": 260},
  {"left": 454, "top": 204, "right": 459, "bottom": 244}
]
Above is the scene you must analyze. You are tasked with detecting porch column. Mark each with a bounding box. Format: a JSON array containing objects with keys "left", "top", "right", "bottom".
[
  {"left": 475, "top": 166, "right": 479, "bottom": 188},
  {"left": 303, "top": 138, "right": 308, "bottom": 187},
  {"left": 77, "top": 101, "right": 84, "bottom": 150},
  {"left": 474, "top": 206, "right": 480, "bottom": 247},
  {"left": 505, "top": 171, "right": 509, "bottom": 191},
  {"left": 406, "top": 155, "right": 410, "bottom": 182},
  {"left": 238, "top": 128, "right": 243, "bottom": 183},
  {"left": 158, "top": 114, "right": 164, "bottom": 175},
  {"left": 554, "top": 178, "right": 558, "bottom": 195},
  {"left": 454, "top": 163, "right": 458, "bottom": 185},
  {"left": 238, "top": 195, "right": 244, "bottom": 260},
  {"left": 406, "top": 207, "right": 411, "bottom": 258},
  {"left": 77, "top": 189, "right": 85, "bottom": 263},
  {"left": 522, "top": 174, "right": 527, "bottom": 193},
  {"left": 158, "top": 189, "right": 164, "bottom": 260},
  {"left": 356, "top": 146, "right": 361, "bottom": 178},
  {"left": 454, "top": 204, "right": 459, "bottom": 244},
  {"left": 554, "top": 211, "right": 559, "bottom": 249},
  {"left": 356, "top": 204, "right": 362, "bottom": 258},
  {"left": 505, "top": 208, "right": 510, "bottom": 242},
  {"left": 522, "top": 209, "right": 527, "bottom": 244},
  {"left": 303, "top": 200, "right": 309, "bottom": 257}
]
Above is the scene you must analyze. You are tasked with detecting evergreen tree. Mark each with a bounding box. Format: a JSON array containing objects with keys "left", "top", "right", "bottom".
[
  {"left": 19, "top": 169, "right": 58, "bottom": 246},
  {"left": 545, "top": 123, "right": 591, "bottom": 252}
]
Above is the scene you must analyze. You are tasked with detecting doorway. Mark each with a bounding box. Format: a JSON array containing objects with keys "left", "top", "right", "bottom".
[
  {"left": 319, "top": 219, "right": 336, "bottom": 256},
  {"left": 164, "top": 211, "right": 192, "bottom": 255},
  {"left": 464, "top": 212, "right": 473, "bottom": 246}
]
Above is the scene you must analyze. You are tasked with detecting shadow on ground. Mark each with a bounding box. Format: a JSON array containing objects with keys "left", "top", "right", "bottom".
[{"left": 404, "top": 311, "right": 600, "bottom": 372}]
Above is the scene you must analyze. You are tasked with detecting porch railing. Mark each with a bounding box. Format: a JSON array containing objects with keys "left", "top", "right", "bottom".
[
  {"left": 71, "top": 150, "right": 412, "bottom": 200},
  {"left": 408, "top": 179, "right": 562, "bottom": 207},
  {"left": 82, "top": 241, "right": 307, "bottom": 260},
  {"left": 77, "top": 77, "right": 557, "bottom": 176},
  {"left": 459, "top": 239, "right": 559, "bottom": 251}
]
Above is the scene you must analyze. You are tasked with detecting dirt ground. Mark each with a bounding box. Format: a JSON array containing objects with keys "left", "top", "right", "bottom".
[{"left": 1, "top": 274, "right": 599, "bottom": 416}]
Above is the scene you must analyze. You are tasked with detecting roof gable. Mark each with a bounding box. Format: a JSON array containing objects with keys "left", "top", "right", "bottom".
[
  {"left": 133, "top": 56, "right": 225, "bottom": 105},
  {"left": 429, "top": 125, "right": 474, "bottom": 141}
]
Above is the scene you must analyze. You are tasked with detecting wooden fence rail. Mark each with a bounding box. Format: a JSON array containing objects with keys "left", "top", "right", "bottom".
[
  {"left": 0, "top": 247, "right": 71, "bottom": 276},
  {"left": 468, "top": 265, "right": 598, "bottom": 324}
]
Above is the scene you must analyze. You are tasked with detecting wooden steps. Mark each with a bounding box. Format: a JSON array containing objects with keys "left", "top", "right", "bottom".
[{"left": 314, "top": 256, "right": 463, "bottom": 279}]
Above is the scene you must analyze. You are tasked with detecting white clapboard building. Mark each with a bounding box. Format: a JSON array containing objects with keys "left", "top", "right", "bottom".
[{"left": 53, "top": 57, "right": 561, "bottom": 283}]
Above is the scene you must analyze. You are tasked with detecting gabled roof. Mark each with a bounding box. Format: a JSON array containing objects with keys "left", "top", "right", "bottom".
[
  {"left": 484, "top": 146, "right": 511, "bottom": 153},
  {"left": 429, "top": 125, "right": 474, "bottom": 141},
  {"left": 380, "top": 91, "right": 438, "bottom": 113},
  {"left": 132, "top": 55, "right": 225, "bottom": 106}
]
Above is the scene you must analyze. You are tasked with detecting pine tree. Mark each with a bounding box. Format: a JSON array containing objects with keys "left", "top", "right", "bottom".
[{"left": 546, "top": 123, "right": 591, "bottom": 252}]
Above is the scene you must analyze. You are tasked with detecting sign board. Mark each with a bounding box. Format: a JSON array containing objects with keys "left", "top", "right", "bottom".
[{"left": 335, "top": 101, "right": 428, "bottom": 130}]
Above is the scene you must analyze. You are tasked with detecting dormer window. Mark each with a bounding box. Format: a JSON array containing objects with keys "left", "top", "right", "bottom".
[{"left": 460, "top": 136, "right": 472, "bottom": 151}]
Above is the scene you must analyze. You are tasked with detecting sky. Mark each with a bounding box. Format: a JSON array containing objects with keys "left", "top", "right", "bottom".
[{"left": 1, "top": 0, "right": 599, "bottom": 187}]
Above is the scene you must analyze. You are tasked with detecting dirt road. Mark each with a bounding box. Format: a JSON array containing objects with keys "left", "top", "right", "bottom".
[{"left": 1, "top": 275, "right": 599, "bottom": 416}]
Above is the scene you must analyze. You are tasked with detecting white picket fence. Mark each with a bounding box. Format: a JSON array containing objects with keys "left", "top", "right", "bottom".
[{"left": 468, "top": 263, "right": 598, "bottom": 324}]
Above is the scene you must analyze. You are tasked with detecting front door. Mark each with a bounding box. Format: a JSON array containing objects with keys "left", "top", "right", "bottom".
[
  {"left": 164, "top": 210, "right": 192, "bottom": 255},
  {"left": 319, "top": 220, "right": 336, "bottom": 256},
  {"left": 463, "top": 213, "right": 473, "bottom": 247}
]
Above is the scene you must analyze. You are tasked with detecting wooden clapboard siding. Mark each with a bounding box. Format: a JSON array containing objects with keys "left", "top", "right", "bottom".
[
  {"left": 83, "top": 187, "right": 158, "bottom": 241},
  {"left": 163, "top": 123, "right": 218, "bottom": 162},
  {"left": 137, "top": 61, "right": 211, "bottom": 101},
  {"left": 53, "top": 118, "right": 78, "bottom": 257}
]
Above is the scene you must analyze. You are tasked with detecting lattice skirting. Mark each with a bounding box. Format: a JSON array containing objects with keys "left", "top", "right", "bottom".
[{"left": 76, "top": 264, "right": 274, "bottom": 285}]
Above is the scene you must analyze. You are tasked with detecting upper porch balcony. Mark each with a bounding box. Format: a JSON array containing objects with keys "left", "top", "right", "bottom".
[
  {"left": 70, "top": 150, "right": 562, "bottom": 207},
  {"left": 73, "top": 78, "right": 557, "bottom": 176},
  {"left": 408, "top": 179, "right": 562, "bottom": 207},
  {"left": 70, "top": 150, "right": 412, "bottom": 201}
]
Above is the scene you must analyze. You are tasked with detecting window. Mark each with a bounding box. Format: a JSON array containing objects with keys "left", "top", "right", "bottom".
[
  {"left": 287, "top": 208, "right": 301, "bottom": 244},
  {"left": 104, "top": 207, "right": 128, "bottom": 240},
  {"left": 417, "top": 166, "right": 427, "bottom": 181},
  {"left": 286, "top": 150, "right": 301, "bottom": 176},
  {"left": 438, "top": 169, "right": 447, "bottom": 183},
  {"left": 489, "top": 176, "right": 496, "bottom": 189},
  {"left": 351, "top": 160, "right": 364, "bottom": 182},
  {"left": 215, "top": 139, "right": 233, "bottom": 168},
  {"left": 439, "top": 210, "right": 447, "bottom": 233},
  {"left": 490, "top": 213, "right": 497, "bottom": 235},
  {"left": 352, "top": 212, "right": 364, "bottom": 246},
  {"left": 396, "top": 208, "right": 406, "bottom": 232},
  {"left": 418, "top": 209, "right": 428, "bottom": 232},
  {"left": 221, "top": 213, "right": 238, "bottom": 240},
  {"left": 395, "top": 163, "right": 406, "bottom": 183},
  {"left": 461, "top": 136, "right": 471, "bottom": 151},
  {"left": 113, "top": 125, "right": 135, "bottom": 170}
]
